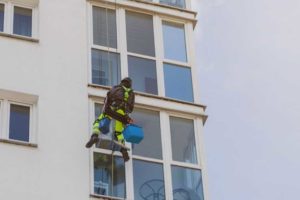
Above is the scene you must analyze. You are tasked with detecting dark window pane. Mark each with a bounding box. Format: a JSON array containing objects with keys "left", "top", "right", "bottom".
[
  {"left": 92, "top": 49, "right": 121, "bottom": 86},
  {"left": 160, "top": 0, "right": 185, "bottom": 8},
  {"left": 170, "top": 116, "right": 197, "bottom": 164},
  {"left": 93, "top": 6, "right": 117, "bottom": 48},
  {"left": 0, "top": 4, "right": 4, "bottom": 32},
  {"left": 131, "top": 109, "right": 162, "bottom": 159},
  {"left": 126, "top": 11, "right": 155, "bottom": 57},
  {"left": 9, "top": 104, "right": 30, "bottom": 142},
  {"left": 133, "top": 160, "right": 165, "bottom": 200},
  {"left": 94, "top": 152, "right": 126, "bottom": 198},
  {"left": 164, "top": 63, "right": 194, "bottom": 102},
  {"left": 13, "top": 6, "right": 32, "bottom": 37},
  {"left": 128, "top": 56, "right": 158, "bottom": 95},
  {"left": 163, "top": 22, "right": 187, "bottom": 62},
  {"left": 172, "top": 166, "right": 204, "bottom": 200}
]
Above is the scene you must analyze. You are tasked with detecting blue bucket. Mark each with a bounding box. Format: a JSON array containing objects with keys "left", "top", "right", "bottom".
[
  {"left": 99, "top": 117, "right": 111, "bottom": 134},
  {"left": 123, "top": 124, "right": 144, "bottom": 144}
]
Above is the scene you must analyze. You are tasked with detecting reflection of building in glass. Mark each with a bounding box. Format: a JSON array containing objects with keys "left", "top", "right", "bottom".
[{"left": 0, "top": 0, "right": 207, "bottom": 200}]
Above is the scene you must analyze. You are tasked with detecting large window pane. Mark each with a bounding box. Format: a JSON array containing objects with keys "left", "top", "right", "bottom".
[
  {"left": 92, "top": 49, "right": 121, "bottom": 86},
  {"left": 9, "top": 104, "right": 30, "bottom": 142},
  {"left": 128, "top": 56, "right": 158, "bottom": 95},
  {"left": 133, "top": 160, "right": 165, "bottom": 200},
  {"left": 131, "top": 109, "right": 162, "bottom": 159},
  {"left": 163, "top": 22, "right": 187, "bottom": 62},
  {"left": 160, "top": 0, "right": 185, "bottom": 8},
  {"left": 93, "top": 6, "right": 117, "bottom": 48},
  {"left": 164, "top": 63, "right": 194, "bottom": 102},
  {"left": 170, "top": 116, "right": 197, "bottom": 164},
  {"left": 13, "top": 6, "right": 32, "bottom": 37},
  {"left": 126, "top": 11, "right": 155, "bottom": 57},
  {"left": 0, "top": 4, "right": 4, "bottom": 32},
  {"left": 94, "top": 152, "right": 126, "bottom": 198},
  {"left": 172, "top": 166, "right": 204, "bottom": 200}
]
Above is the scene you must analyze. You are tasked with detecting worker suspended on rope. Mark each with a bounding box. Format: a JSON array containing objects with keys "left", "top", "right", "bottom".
[{"left": 85, "top": 77, "right": 135, "bottom": 162}]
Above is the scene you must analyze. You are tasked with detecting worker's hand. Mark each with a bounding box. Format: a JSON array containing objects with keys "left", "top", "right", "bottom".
[{"left": 127, "top": 118, "right": 134, "bottom": 124}]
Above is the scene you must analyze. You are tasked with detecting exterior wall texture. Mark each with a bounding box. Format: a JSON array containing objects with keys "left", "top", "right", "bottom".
[{"left": 0, "top": 0, "right": 207, "bottom": 200}]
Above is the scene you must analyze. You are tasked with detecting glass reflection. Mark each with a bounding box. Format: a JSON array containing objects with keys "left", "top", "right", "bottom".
[
  {"left": 0, "top": 4, "right": 4, "bottom": 32},
  {"left": 9, "top": 104, "right": 30, "bottom": 142},
  {"left": 13, "top": 6, "right": 32, "bottom": 37}
]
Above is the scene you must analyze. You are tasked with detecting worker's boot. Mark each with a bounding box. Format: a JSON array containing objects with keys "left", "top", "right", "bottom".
[
  {"left": 85, "top": 133, "right": 99, "bottom": 148},
  {"left": 120, "top": 148, "right": 130, "bottom": 162}
]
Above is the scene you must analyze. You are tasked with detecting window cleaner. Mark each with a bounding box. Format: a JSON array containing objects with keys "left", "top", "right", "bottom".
[{"left": 86, "top": 77, "right": 136, "bottom": 162}]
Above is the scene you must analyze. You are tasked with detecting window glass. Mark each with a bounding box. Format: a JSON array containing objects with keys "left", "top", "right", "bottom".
[
  {"left": 92, "top": 49, "right": 121, "bottom": 87},
  {"left": 93, "top": 152, "right": 126, "bottom": 198},
  {"left": 93, "top": 6, "right": 117, "bottom": 48},
  {"left": 13, "top": 6, "right": 32, "bottom": 37},
  {"left": 126, "top": 11, "right": 155, "bottom": 57},
  {"left": 9, "top": 104, "right": 30, "bottom": 142},
  {"left": 164, "top": 63, "right": 194, "bottom": 102},
  {"left": 160, "top": 0, "right": 185, "bottom": 8},
  {"left": 133, "top": 160, "right": 165, "bottom": 200},
  {"left": 170, "top": 116, "right": 197, "bottom": 164},
  {"left": 163, "top": 22, "right": 187, "bottom": 62},
  {"left": 128, "top": 56, "right": 158, "bottom": 95},
  {"left": 131, "top": 109, "right": 162, "bottom": 159},
  {"left": 172, "top": 166, "right": 204, "bottom": 200},
  {"left": 0, "top": 4, "right": 4, "bottom": 32}
]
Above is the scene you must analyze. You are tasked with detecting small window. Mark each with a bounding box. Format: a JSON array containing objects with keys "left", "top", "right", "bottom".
[
  {"left": 133, "top": 160, "right": 165, "bottom": 200},
  {"left": 128, "top": 56, "right": 158, "bottom": 95},
  {"left": 13, "top": 6, "right": 32, "bottom": 37},
  {"left": 164, "top": 63, "right": 194, "bottom": 102},
  {"left": 171, "top": 166, "right": 204, "bottom": 200},
  {"left": 131, "top": 109, "right": 162, "bottom": 159},
  {"left": 9, "top": 104, "right": 30, "bottom": 142},
  {"left": 0, "top": 4, "right": 4, "bottom": 32},
  {"left": 126, "top": 11, "right": 155, "bottom": 57},
  {"left": 92, "top": 49, "right": 121, "bottom": 87},
  {"left": 163, "top": 22, "right": 187, "bottom": 62},
  {"left": 169, "top": 116, "right": 197, "bottom": 164},
  {"left": 93, "top": 152, "right": 126, "bottom": 198},
  {"left": 93, "top": 6, "right": 117, "bottom": 48},
  {"left": 160, "top": 0, "right": 186, "bottom": 8}
]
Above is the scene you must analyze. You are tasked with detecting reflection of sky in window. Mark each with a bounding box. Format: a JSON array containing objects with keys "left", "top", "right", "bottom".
[
  {"left": 128, "top": 56, "right": 158, "bottom": 95},
  {"left": 160, "top": 0, "right": 185, "bottom": 8},
  {"left": 163, "top": 22, "right": 187, "bottom": 62},
  {"left": 92, "top": 49, "right": 121, "bottom": 87},
  {"left": 13, "top": 6, "right": 32, "bottom": 37},
  {"left": 93, "top": 153, "right": 126, "bottom": 198},
  {"left": 133, "top": 160, "right": 165, "bottom": 200},
  {"left": 131, "top": 109, "right": 162, "bottom": 159},
  {"left": 9, "top": 104, "right": 30, "bottom": 142},
  {"left": 172, "top": 166, "right": 204, "bottom": 200},
  {"left": 164, "top": 63, "right": 194, "bottom": 102},
  {"left": 0, "top": 4, "right": 4, "bottom": 32}
]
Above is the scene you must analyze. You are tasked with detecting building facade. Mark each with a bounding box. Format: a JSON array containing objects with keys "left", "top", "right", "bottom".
[{"left": 0, "top": 0, "right": 208, "bottom": 199}]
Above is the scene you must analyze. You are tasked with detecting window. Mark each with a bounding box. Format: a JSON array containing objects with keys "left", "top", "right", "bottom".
[
  {"left": 93, "top": 6, "right": 117, "bottom": 48},
  {"left": 126, "top": 11, "right": 155, "bottom": 57},
  {"left": 164, "top": 63, "right": 194, "bottom": 102},
  {"left": 92, "top": 49, "right": 121, "bottom": 86},
  {"left": 163, "top": 22, "right": 187, "bottom": 62},
  {"left": 172, "top": 166, "right": 204, "bottom": 200},
  {"left": 93, "top": 152, "right": 126, "bottom": 198},
  {"left": 9, "top": 104, "right": 30, "bottom": 142},
  {"left": 91, "top": 6, "right": 120, "bottom": 87},
  {"left": 13, "top": 6, "right": 32, "bottom": 37},
  {"left": 128, "top": 56, "right": 158, "bottom": 95},
  {"left": 160, "top": 0, "right": 186, "bottom": 8},
  {"left": 0, "top": 4, "right": 4, "bottom": 32},
  {"left": 170, "top": 116, "right": 197, "bottom": 164},
  {"left": 133, "top": 160, "right": 165, "bottom": 200}
]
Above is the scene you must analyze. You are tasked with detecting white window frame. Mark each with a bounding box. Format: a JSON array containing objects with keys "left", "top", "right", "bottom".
[
  {"left": 89, "top": 98, "right": 205, "bottom": 200},
  {"left": 0, "top": 0, "right": 38, "bottom": 39}
]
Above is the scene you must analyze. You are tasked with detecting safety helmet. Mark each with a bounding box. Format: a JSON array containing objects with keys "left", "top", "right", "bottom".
[{"left": 121, "top": 77, "right": 132, "bottom": 88}]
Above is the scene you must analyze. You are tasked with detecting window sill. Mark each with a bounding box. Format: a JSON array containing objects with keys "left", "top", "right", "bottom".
[
  {"left": 90, "top": 194, "right": 125, "bottom": 200},
  {"left": 0, "top": 32, "right": 39, "bottom": 43},
  {"left": 0, "top": 138, "right": 38, "bottom": 148}
]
